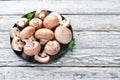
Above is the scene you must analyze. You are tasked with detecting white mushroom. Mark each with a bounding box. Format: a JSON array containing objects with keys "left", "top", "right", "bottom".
[
  {"left": 20, "top": 26, "right": 35, "bottom": 40},
  {"left": 55, "top": 26, "right": 72, "bottom": 44},
  {"left": 29, "top": 18, "right": 42, "bottom": 29},
  {"left": 34, "top": 52, "right": 50, "bottom": 63},
  {"left": 16, "top": 18, "right": 28, "bottom": 28},
  {"left": 44, "top": 40, "right": 60, "bottom": 55},
  {"left": 35, "top": 8, "right": 47, "bottom": 20},
  {"left": 10, "top": 27, "right": 20, "bottom": 38},
  {"left": 43, "top": 14, "right": 59, "bottom": 29},
  {"left": 35, "top": 28, "right": 54, "bottom": 45},
  {"left": 50, "top": 12, "right": 62, "bottom": 23},
  {"left": 12, "top": 37, "right": 25, "bottom": 51},
  {"left": 29, "top": 36, "right": 36, "bottom": 42},
  {"left": 60, "top": 18, "right": 70, "bottom": 27},
  {"left": 24, "top": 41, "right": 41, "bottom": 56}
]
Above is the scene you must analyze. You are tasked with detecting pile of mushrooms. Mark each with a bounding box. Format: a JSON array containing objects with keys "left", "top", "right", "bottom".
[{"left": 10, "top": 8, "right": 72, "bottom": 63}]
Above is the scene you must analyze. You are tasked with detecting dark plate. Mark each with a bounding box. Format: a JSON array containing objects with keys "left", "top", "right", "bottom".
[{"left": 10, "top": 10, "right": 74, "bottom": 63}]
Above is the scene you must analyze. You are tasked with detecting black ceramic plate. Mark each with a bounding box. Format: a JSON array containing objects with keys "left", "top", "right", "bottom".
[{"left": 10, "top": 10, "right": 74, "bottom": 63}]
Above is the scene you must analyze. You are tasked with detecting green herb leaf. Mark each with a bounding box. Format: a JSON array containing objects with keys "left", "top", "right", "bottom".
[
  {"left": 67, "top": 39, "right": 75, "bottom": 51},
  {"left": 27, "top": 12, "right": 34, "bottom": 21}
]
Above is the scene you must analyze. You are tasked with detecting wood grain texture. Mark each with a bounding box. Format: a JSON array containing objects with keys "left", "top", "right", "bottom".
[
  {"left": 1, "top": 31, "right": 120, "bottom": 49},
  {"left": 0, "top": 48, "right": 120, "bottom": 66},
  {"left": 0, "top": 0, "right": 119, "bottom": 79},
  {"left": 0, "top": 67, "right": 119, "bottom": 80},
  {"left": 1, "top": 30, "right": 120, "bottom": 66},
  {"left": 1, "top": 15, "right": 120, "bottom": 31},
  {"left": 0, "top": 0, "right": 120, "bottom": 15}
]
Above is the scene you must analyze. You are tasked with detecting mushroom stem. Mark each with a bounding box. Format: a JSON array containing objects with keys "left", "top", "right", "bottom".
[
  {"left": 24, "top": 41, "right": 41, "bottom": 56},
  {"left": 35, "top": 8, "right": 47, "bottom": 20},
  {"left": 34, "top": 52, "right": 50, "bottom": 63},
  {"left": 12, "top": 37, "right": 25, "bottom": 51},
  {"left": 16, "top": 18, "right": 28, "bottom": 28},
  {"left": 60, "top": 18, "right": 70, "bottom": 27},
  {"left": 38, "top": 13, "right": 45, "bottom": 20},
  {"left": 10, "top": 27, "right": 20, "bottom": 39}
]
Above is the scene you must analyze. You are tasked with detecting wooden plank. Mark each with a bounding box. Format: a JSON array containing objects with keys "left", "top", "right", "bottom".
[
  {"left": 2, "top": 15, "right": 120, "bottom": 31},
  {"left": 1, "top": 31, "right": 120, "bottom": 66},
  {"left": 0, "top": 48, "right": 120, "bottom": 66},
  {"left": 1, "top": 31, "right": 120, "bottom": 49},
  {"left": 0, "top": 0, "right": 120, "bottom": 15},
  {"left": 2, "top": 67, "right": 120, "bottom": 80}
]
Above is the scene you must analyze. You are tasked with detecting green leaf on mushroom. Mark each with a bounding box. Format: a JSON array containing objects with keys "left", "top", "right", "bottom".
[{"left": 27, "top": 12, "right": 34, "bottom": 21}]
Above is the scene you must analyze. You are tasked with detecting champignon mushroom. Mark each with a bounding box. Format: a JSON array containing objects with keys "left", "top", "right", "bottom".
[
  {"left": 35, "top": 8, "right": 47, "bottom": 20},
  {"left": 35, "top": 28, "right": 54, "bottom": 45},
  {"left": 55, "top": 26, "right": 72, "bottom": 44},
  {"left": 20, "top": 26, "right": 35, "bottom": 40},
  {"left": 34, "top": 52, "right": 50, "bottom": 63},
  {"left": 29, "top": 36, "right": 36, "bottom": 42},
  {"left": 50, "top": 12, "right": 62, "bottom": 23},
  {"left": 60, "top": 18, "right": 70, "bottom": 27},
  {"left": 44, "top": 40, "right": 60, "bottom": 55},
  {"left": 43, "top": 14, "right": 59, "bottom": 29},
  {"left": 24, "top": 41, "right": 41, "bottom": 56},
  {"left": 10, "top": 27, "right": 20, "bottom": 38},
  {"left": 16, "top": 18, "right": 28, "bottom": 28},
  {"left": 29, "top": 18, "right": 42, "bottom": 29},
  {"left": 12, "top": 37, "right": 25, "bottom": 51}
]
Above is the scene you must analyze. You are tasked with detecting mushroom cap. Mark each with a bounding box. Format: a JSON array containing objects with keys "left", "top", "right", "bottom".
[
  {"left": 24, "top": 41, "right": 41, "bottom": 56},
  {"left": 20, "top": 26, "right": 35, "bottom": 40},
  {"left": 10, "top": 27, "right": 20, "bottom": 38},
  {"left": 35, "top": 8, "right": 47, "bottom": 20},
  {"left": 12, "top": 37, "right": 25, "bottom": 51},
  {"left": 50, "top": 12, "right": 62, "bottom": 22},
  {"left": 34, "top": 53, "right": 50, "bottom": 63},
  {"left": 60, "top": 18, "right": 70, "bottom": 27},
  {"left": 55, "top": 26, "right": 72, "bottom": 44},
  {"left": 16, "top": 18, "right": 28, "bottom": 28},
  {"left": 35, "top": 28, "right": 54, "bottom": 45},
  {"left": 29, "top": 18, "right": 42, "bottom": 30},
  {"left": 45, "top": 40, "right": 60, "bottom": 55},
  {"left": 43, "top": 14, "right": 59, "bottom": 29}
]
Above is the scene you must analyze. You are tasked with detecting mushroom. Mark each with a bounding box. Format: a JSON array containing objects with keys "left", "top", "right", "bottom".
[
  {"left": 29, "top": 36, "right": 36, "bottom": 41},
  {"left": 44, "top": 40, "right": 60, "bottom": 55},
  {"left": 60, "top": 18, "right": 70, "bottom": 27},
  {"left": 24, "top": 41, "right": 41, "bottom": 56},
  {"left": 55, "top": 26, "right": 72, "bottom": 44},
  {"left": 35, "top": 28, "right": 54, "bottom": 45},
  {"left": 43, "top": 14, "right": 59, "bottom": 29},
  {"left": 35, "top": 8, "right": 47, "bottom": 20},
  {"left": 20, "top": 26, "right": 35, "bottom": 40},
  {"left": 34, "top": 52, "right": 50, "bottom": 63},
  {"left": 12, "top": 37, "right": 25, "bottom": 51},
  {"left": 50, "top": 12, "right": 62, "bottom": 23},
  {"left": 29, "top": 18, "right": 42, "bottom": 29},
  {"left": 16, "top": 18, "right": 28, "bottom": 28},
  {"left": 10, "top": 27, "right": 20, "bottom": 38}
]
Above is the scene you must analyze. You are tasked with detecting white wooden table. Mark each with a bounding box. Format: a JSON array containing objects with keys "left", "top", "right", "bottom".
[{"left": 0, "top": 0, "right": 120, "bottom": 80}]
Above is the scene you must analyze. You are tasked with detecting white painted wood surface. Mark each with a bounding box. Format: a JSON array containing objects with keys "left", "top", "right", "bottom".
[
  {"left": 2, "top": 15, "right": 120, "bottom": 31},
  {"left": 0, "top": 67, "right": 119, "bottom": 80},
  {"left": 0, "top": 0, "right": 120, "bottom": 79},
  {"left": 1, "top": 0, "right": 120, "bottom": 15}
]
